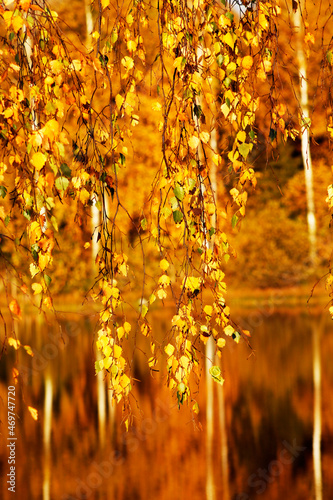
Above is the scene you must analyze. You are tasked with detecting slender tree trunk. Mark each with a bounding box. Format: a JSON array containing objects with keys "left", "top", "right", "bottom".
[{"left": 292, "top": 6, "right": 317, "bottom": 264}]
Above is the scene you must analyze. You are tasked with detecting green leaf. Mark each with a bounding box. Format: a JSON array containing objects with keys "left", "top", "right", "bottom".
[
  {"left": 95, "top": 360, "right": 103, "bottom": 373},
  {"left": 188, "top": 178, "right": 196, "bottom": 191},
  {"left": 45, "top": 101, "right": 56, "bottom": 114},
  {"left": 60, "top": 163, "right": 72, "bottom": 178},
  {"left": 224, "top": 77, "right": 232, "bottom": 88},
  {"left": 55, "top": 176, "right": 69, "bottom": 191},
  {"left": 193, "top": 103, "right": 202, "bottom": 119},
  {"left": 209, "top": 366, "right": 224, "bottom": 385},
  {"left": 0, "top": 186, "right": 7, "bottom": 198},
  {"left": 217, "top": 54, "right": 224, "bottom": 67},
  {"left": 4, "top": 215, "right": 10, "bottom": 227},
  {"left": 209, "top": 227, "right": 215, "bottom": 237},
  {"left": 170, "top": 196, "right": 178, "bottom": 210},
  {"left": 174, "top": 184, "right": 185, "bottom": 201},
  {"left": 327, "top": 51, "right": 333, "bottom": 64},
  {"left": 269, "top": 128, "right": 277, "bottom": 142},
  {"left": 23, "top": 209, "right": 31, "bottom": 221},
  {"left": 111, "top": 30, "right": 118, "bottom": 44},
  {"left": 238, "top": 142, "right": 251, "bottom": 160},
  {"left": 231, "top": 214, "right": 238, "bottom": 228},
  {"left": 225, "top": 12, "right": 234, "bottom": 21},
  {"left": 173, "top": 210, "right": 183, "bottom": 224},
  {"left": 249, "top": 130, "right": 255, "bottom": 141},
  {"left": 44, "top": 274, "right": 52, "bottom": 287},
  {"left": 141, "top": 218, "right": 147, "bottom": 230},
  {"left": 31, "top": 244, "right": 39, "bottom": 262}
]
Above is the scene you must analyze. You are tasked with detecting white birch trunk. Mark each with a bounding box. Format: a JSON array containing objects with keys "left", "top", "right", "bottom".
[{"left": 292, "top": 7, "right": 317, "bottom": 264}]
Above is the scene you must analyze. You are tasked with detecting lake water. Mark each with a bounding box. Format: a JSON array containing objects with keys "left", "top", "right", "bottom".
[{"left": 1, "top": 300, "right": 332, "bottom": 500}]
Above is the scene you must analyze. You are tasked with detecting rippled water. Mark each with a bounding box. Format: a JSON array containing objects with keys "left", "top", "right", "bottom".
[{"left": 1, "top": 303, "right": 332, "bottom": 500}]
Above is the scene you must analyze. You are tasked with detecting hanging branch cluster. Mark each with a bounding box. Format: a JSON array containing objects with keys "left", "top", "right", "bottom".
[{"left": 1, "top": 0, "right": 333, "bottom": 423}]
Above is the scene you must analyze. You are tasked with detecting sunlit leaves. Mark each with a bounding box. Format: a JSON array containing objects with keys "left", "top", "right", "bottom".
[
  {"left": 209, "top": 366, "right": 224, "bottom": 385},
  {"left": 9, "top": 299, "right": 21, "bottom": 318},
  {"left": 31, "top": 152, "right": 47, "bottom": 171}
]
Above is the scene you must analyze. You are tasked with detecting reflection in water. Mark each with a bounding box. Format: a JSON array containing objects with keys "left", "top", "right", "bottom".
[
  {"left": 1, "top": 309, "right": 333, "bottom": 500},
  {"left": 205, "top": 336, "right": 215, "bottom": 500},
  {"left": 43, "top": 368, "right": 53, "bottom": 500},
  {"left": 217, "top": 366, "right": 230, "bottom": 500},
  {"left": 313, "top": 322, "right": 322, "bottom": 500},
  {"left": 96, "top": 346, "right": 106, "bottom": 448}
]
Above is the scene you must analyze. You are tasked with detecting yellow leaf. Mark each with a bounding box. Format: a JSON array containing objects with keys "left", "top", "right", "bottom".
[
  {"left": 116, "top": 94, "right": 125, "bottom": 109},
  {"left": 23, "top": 344, "right": 33, "bottom": 356},
  {"left": 20, "top": 0, "right": 31, "bottom": 10},
  {"left": 237, "top": 131, "right": 246, "bottom": 143},
  {"left": 193, "top": 402, "right": 200, "bottom": 414},
  {"left": 31, "top": 152, "right": 46, "bottom": 171},
  {"left": 119, "top": 262, "right": 128, "bottom": 277},
  {"left": 126, "top": 14, "right": 134, "bottom": 25},
  {"left": 92, "top": 31, "right": 100, "bottom": 40},
  {"left": 101, "top": 0, "right": 110, "bottom": 8},
  {"left": 4, "top": 108, "right": 14, "bottom": 119},
  {"left": 157, "top": 288, "right": 167, "bottom": 300},
  {"left": 12, "top": 15, "right": 25, "bottom": 33},
  {"left": 32, "top": 283, "right": 43, "bottom": 295},
  {"left": 44, "top": 76, "right": 54, "bottom": 85},
  {"left": 121, "top": 56, "right": 134, "bottom": 72},
  {"left": 242, "top": 55, "right": 253, "bottom": 70},
  {"left": 173, "top": 56, "right": 184, "bottom": 69},
  {"left": 84, "top": 242, "right": 90, "bottom": 249},
  {"left": 114, "top": 344, "right": 122, "bottom": 359},
  {"left": 152, "top": 102, "right": 162, "bottom": 111},
  {"left": 28, "top": 221, "right": 42, "bottom": 243},
  {"left": 224, "top": 325, "right": 235, "bottom": 336},
  {"left": 104, "top": 356, "right": 112, "bottom": 369},
  {"left": 38, "top": 253, "right": 49, "bottom": 272},
  {"left": 158, "top": 274, "right": 170, "bottom": 287},
  {"left": 43, "top": 296, "right": 53, "bottom": 310},
  {"left": 223, "top": 32, "right": 235, "bottom": 50},
  {"left": 141, "top": 323, "right": 150, "bottom": 336},
  {"left": 28, "top": 406, "right": 38, "bottom": 421},
  {"left": 117, "top": 326, "right": 125, "bottom": 339},
  {"left": 160, "top": 259, "right": 170, "bottom": 271},
  {"left": 127, "top": 40, "right": 137, "bottom": 52},
  {"left": 217, "top": 338, "right": 226, "bottom": 348},
  {"left": 124, "top": 321, "right": 131, "bottom": 333},
  {"left": 199, "top": 131, "right": 210, "bottom": 144},
  {"left": 8, "top": 337, "right": 21, "bottom": 349},
  {"left": 188, "top": 135, "right": 200, "bottom": 150},
  {"left": 9, "top": 299, "right": 21, "bottom": 318},
  {"left": 164, "top": 343, "right": 175, "bottom": 356},
  {"left": 204, "top": 305, "right": 213, "bottom": 316}
]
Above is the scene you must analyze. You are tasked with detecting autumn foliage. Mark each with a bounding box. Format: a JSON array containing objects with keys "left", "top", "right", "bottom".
[{"left": 1, "top": 0, "right": 333, "bottom": 420}]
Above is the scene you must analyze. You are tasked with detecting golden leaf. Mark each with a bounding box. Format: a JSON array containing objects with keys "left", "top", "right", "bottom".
[
  {"left": 242, "top": 55, "right": 253, "bottom": 70},
  {"left": 32, "top": 283, "right": 43, "bottom": 295},
  {"left": 8, "top": 337, "right": 21, "bottom": 349},
  {"left": 188, "top": 135, "right": 200, "bottom": 150},
  {"left": 28, "top": 406, "right": 38, "bottom": 421},
  {"left": 9, "top": 299, "right": 21, "bottom": 318},
  {"left": 31, "top": 152, "right": 46, "bottom": 171}
]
